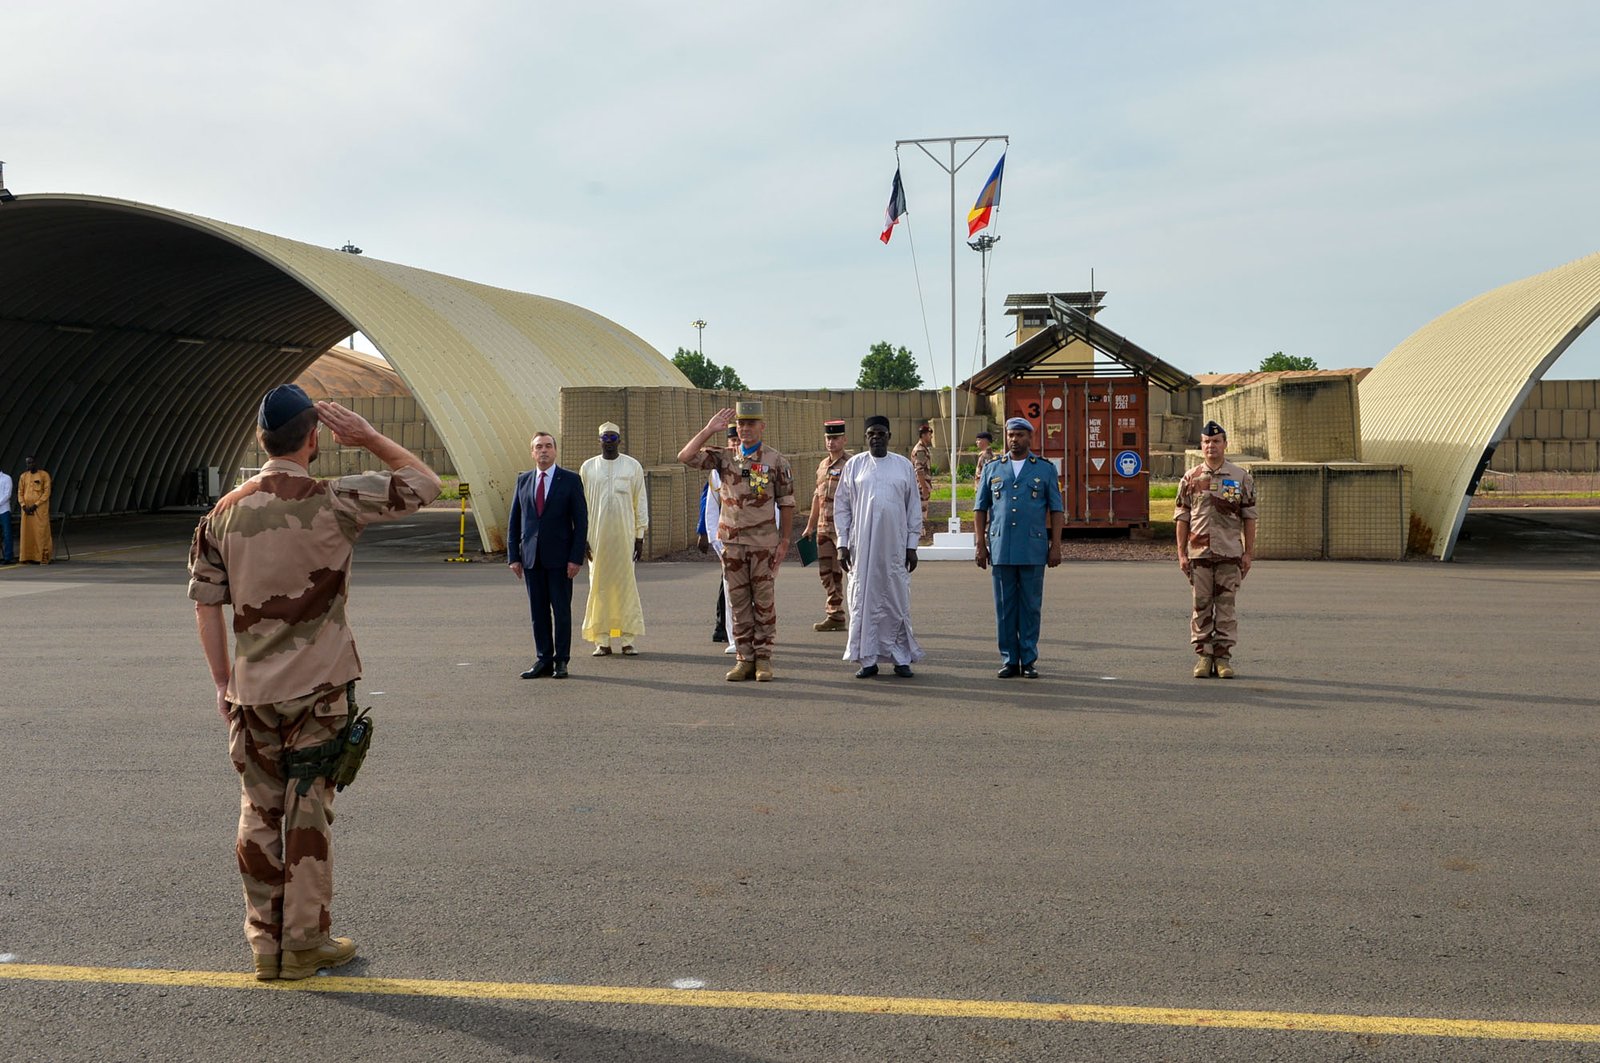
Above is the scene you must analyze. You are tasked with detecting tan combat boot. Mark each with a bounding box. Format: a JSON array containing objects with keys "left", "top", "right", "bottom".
[
  {"left": 253, "top": 953, "right": 280, "bottom": 981},
  {"left": 1193, "top": 654, "right": 1213, "bottom": 679},
  {"left": 725, "top": 659, "right": 756, "bottom": 682},
  {"left": 812, "top": 617, "right": 846, "bottom": 632},
  {"left": 1214, "top": 657, "right": 1235, "bottom": 679},
  {"left": 279, "top": 936, "right": 357, "bottom": 980},
  {"left": 754, "top": 659, "right": 774, "bottom": 682}
]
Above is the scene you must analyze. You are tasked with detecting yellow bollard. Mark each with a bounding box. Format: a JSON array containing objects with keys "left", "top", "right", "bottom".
[{"left": 444, "top": 482, "right": 474, "bottom": 563}]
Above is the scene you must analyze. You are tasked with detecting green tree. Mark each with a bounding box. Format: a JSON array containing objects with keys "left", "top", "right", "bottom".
[
  {"left": 856, "top": 341, "right": 923, "bottom": 390},
  {"left": 1258, "top": 351, "right": 1318, "bottom": 372},
  {"left": 672, "top": 347, "right": 745, "bottom": 391}
]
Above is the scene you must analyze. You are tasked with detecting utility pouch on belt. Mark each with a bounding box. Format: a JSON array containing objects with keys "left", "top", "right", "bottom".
[{"left": 283, "top": 683, "right": 374, "bottom": 796}]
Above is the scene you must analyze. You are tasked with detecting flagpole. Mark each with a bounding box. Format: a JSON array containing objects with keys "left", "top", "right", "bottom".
[{"left": 895, "top": 134, "right": 1007, "bottom": 545}]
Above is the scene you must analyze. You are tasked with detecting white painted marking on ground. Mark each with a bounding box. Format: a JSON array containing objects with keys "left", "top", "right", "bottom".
[
  {"left": 0, "top": 953, "right": 18, "bottom": 963},
  {"left": 456, "top": 662, "right": 471, "bottom": 666},
  {"left": 1099, "top": 676, "right": 1118, "bottom": 681},
  {"left": 670, "top": 978, "right": 706, "bottom": 990},
  {"left": 0, "top": 582, "right": 88, "bottom": 601},
  {"left": 368, "top": 691, "right": 386, "bottom": 696}
]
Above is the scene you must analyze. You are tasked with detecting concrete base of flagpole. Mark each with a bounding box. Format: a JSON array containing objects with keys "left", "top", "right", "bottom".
[{"left": 917, "top": 531, "right": 976, "bottom": 562}]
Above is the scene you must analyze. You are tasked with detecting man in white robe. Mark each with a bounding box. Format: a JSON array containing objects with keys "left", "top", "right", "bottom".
[
  {"left": 580, "top": 422, "right": 648, "bottom": 655},
  {"left": 835, "top": 415, "right": 924, "bottom": 678}
]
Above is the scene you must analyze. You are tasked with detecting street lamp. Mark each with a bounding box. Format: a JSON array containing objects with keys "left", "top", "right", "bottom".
[
  {"left": 691, "top": 319, "right": 707, "bottom": 355},
  {"left": 967, "top": 235, "right": 1000, "bottom": 367}
]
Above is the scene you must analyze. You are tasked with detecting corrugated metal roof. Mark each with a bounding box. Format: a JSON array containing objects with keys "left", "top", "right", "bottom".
[
  {"left": 1197, "top": 368, "right": 1371, "bottom": 389},
  {"left": 963, "top": 298, "right": 1196, "bottom": 395},
  {"left": 0, "top": 194, "right": 689, "bottom": 550},
  {"left": 1359, "top": 249, "right": 1600, "bottom": 559}
]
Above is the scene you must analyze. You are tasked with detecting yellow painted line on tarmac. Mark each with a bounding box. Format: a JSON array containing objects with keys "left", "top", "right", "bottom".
[{"left": 1, "top": 963, "right": 1597, "bottom": 1043}]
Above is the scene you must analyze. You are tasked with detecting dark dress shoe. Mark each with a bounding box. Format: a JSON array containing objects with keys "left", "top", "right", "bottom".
[
  {"left": 552, "top": 661, "right": 569, "bottom": 678},
  {"left": 854, "top": 664, "right": 879, "bottom": 679},
  {"left": 996, "top": 663, "right": 1019, "bottom": 678},
  {"left": 520, "top": 661, "right": 553, "bottom": 679},
  {"left": 712, "top": 629, "right": 727, "bottom": 643},
  {"left": 893, "top": 664, "right": 914, "bottom": 678},
  {"left": 1020, "top": 663, "right": 1040, "bottom": 679}
]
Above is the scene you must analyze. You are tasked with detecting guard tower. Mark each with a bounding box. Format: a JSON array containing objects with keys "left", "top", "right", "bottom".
[{"left": 962, "top": 293, "right": 1196, "bottom": 532}]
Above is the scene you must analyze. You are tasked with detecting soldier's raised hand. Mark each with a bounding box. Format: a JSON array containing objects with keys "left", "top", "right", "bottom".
[
  {"left": 705, "top": 408, "right": 735, "bottom": 435},
  {"left": 317, "top": 401, "right": 377, "bottom": 448}
]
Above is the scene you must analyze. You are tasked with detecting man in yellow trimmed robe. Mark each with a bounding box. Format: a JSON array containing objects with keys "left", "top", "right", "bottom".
[
  {"left": 580, "top": 423, "right": 649, "bottom": 655},
  {"left": 18, "top": 456, "right": 52, "bottom": 565}
]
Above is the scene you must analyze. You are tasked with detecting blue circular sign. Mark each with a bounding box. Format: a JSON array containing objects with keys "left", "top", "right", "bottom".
[{"left": 1114, "top": 450, "right": 1143, "bottom": 477}]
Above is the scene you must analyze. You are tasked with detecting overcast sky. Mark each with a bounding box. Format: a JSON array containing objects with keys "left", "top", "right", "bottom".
[{"left": 8, "top": 1, "right": 1600, "bottom": 387}]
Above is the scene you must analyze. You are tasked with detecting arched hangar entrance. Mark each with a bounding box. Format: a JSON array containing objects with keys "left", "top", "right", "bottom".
[
  {"left": 1360, "top": 250, "right": 1600, "bottom": 560},
  {"left": 0, "top": 194, "right": 688, "bottom": 551}
]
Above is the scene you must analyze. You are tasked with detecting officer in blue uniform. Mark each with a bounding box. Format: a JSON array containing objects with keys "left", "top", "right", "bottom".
[{"left": 973, "top": 416, "right": 1064, "bottom": 678}]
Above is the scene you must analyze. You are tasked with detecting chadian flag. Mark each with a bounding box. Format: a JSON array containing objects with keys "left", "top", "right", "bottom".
[
  {"left": 880, "top": 167, "right": 907, "bottom": 244},
  {"left": 966, "top": 152, "right": 1006, "bottom": 237}
]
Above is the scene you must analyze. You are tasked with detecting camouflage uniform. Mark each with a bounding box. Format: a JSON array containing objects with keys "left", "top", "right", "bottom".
[
  {"left": 813, "top": 450, "right": 851, "bottom": 623},
  {"left": 1175, "top": 459, "right": 1258, "bottom": 660},
  {"left": 972, "top": 445, "right": 998, "bottom": 489},
  {"left": 684, "top": 444, "right": 795, "bottom": 660},
  {"left": 187, "top": 457, "right": 440, "bottom": 956},
  {"left": 910, "top": 439, "right": 933, "bottom": 536}
]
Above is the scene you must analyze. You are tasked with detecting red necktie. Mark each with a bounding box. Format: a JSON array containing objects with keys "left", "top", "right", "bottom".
[{"left": 535, "top": 471, "right": 547, "bottom": 516}]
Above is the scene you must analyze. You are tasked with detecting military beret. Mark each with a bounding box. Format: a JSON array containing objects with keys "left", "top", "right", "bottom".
[
  {"left": 258, "top": 384, "right": 314, "bottom": 430},
  {"left": 823, "top": 419, "right": 846, "bottom": 436},
  {"left": 1201, "top": 420, "right": 1226, "bottom": 437},
  {"left": 918, "top": 422, "right": 933, "bottom": 432},
  {"left": 975, "top": 430, "right": 992, "bottom": 441},
  {"left": 864, "top": 415, "right": 890, "bottom": 431},
  {"left": 1005, "top": 416, "right": 1034, "bottom": 433}
]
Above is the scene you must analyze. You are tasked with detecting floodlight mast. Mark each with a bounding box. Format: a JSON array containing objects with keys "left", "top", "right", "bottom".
[{"left": 894, "top": 134, "right": 1008, "bottom": 532}]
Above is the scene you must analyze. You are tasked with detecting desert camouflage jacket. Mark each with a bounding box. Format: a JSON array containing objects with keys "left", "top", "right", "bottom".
[
  {"left": 812, "top": 450, "right": 851, "bottom": 537},
  {"left": 1175, "top": 459, "right": 1258, "bottom": 560},
  {"left": 188, "top": 458, "right": 441, "bottom": 704},
  {"left": 684, "top": 443, "right": 794, "bottom": 551}
]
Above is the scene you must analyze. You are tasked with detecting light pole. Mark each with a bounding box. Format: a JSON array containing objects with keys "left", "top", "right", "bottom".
[
  {"left": 968, "top": 234, "right": 1000, "bottom": 368},
  {"left": 691, "top": 319, "right": 707, "bottom": 356}
]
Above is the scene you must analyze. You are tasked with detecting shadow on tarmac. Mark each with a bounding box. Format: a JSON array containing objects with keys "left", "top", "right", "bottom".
[{"left": 332, "top": 992, "right": 782, "bottom": 1063}]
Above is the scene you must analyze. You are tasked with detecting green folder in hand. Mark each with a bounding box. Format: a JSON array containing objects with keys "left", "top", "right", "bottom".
[{"left": 796, "top": 533, "right": 818, "bottom": 567}]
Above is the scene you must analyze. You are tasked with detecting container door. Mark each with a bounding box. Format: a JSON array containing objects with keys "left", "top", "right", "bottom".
[{"left": 1108, "top": 379, "right": 1150, "bottom": 524}]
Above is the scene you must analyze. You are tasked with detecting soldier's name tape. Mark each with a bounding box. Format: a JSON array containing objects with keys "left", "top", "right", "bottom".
[{"left": 0, "top": 963, "right": 1595, "bottom": 1042}]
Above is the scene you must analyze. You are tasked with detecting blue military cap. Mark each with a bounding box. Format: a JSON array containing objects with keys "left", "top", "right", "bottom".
[
  {"left": 1201, "top": 420, "right": 1226, "bottom": 437},
  {"left": 258, "top": 384, "right": 314, "bottom": 430},
  {"left": 1005, "top": 416, "right": 1033, "bottom": 433}
]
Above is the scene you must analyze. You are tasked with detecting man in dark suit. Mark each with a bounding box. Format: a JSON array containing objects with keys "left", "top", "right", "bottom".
[{"left": 507, "top": 432, "right": 588, "bottom": 678}]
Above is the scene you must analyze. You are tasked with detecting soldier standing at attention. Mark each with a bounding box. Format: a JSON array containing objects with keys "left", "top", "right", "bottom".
[
  {"left": 1176, "top": 420, "right": 1257, "bottom": 679},
  {"left": 973, "top": 417, "right": 1063, "bottom": 678},
  {"left": 911, "top": 422, "right": 935, "bottom": 541},
  {"left": 972, "top": 430, "right": 998, "bottom": 489},
  {"left": 802, "top": 419, "right": 851, "bottom": 632},
  {"left": 188, "top": 385, "right": 440, "bottom": 981},
  {"left": 679, "top": 402, "right": 795, "bottom": 682}
]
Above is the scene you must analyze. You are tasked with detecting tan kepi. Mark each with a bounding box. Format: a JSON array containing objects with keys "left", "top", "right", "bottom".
[{"left": 735, "top": 401, "right": 764, "bottom": 420}]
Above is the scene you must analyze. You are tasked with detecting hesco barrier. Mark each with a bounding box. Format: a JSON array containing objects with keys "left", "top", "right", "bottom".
[
  {"left": 1181, "top": 456, "right": 1410, "bottom": 560},
  {"left": 562, "top": 387, "right": 828, "bottom": 559},
  {"left": 1203, "top": 375, "right": 1362, "bottom": 463}
]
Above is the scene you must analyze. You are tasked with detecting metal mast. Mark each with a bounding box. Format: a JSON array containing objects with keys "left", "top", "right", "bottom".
[{"left": 894, "top": 134, "right": 1007, "bottom": 533}]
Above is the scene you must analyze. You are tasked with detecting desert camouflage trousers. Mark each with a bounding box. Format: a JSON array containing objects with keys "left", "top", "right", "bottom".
[
  {"left": 815, "top": 532, "right": 845, "bottom": 622},
  {"left": 722, "top": 543, "right": 778, "bottom": 661},
  {"left": 918, "top": 480, "right": 931, "bottom": 537},
  {"left": 228, "top": 684, "right": 348, "bottom": 954},
  {"left": 1189, "top": 558, "right": 1242, "bottom": 658}
]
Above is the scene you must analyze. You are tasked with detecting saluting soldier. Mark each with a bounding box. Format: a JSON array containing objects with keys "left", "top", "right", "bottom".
[
  {"left": 1176, "top": 420, "right": 1258, "bottom": 679},
  {"left": 910, "top": 422, "right": 934, "bottom": 540},
  {"left": 972, "top": 430, "right": 998, "bottom": 489},
  {"left": 803, "top": 419, "right": 851, "bottom": 632},
  {"left": 679, "top": 402, "right": 795, "bottom": 681},
  {"left": 188, "top": 385, "right": 440, "bottom": 980}
]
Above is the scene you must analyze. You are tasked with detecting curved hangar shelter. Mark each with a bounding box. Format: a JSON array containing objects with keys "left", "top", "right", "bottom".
[
  {"left": 0, "top": 194, "right": 687, "bottom": 550},
  {"left": 1360, "top": 250, "right": 1600, "bottom": 560}
]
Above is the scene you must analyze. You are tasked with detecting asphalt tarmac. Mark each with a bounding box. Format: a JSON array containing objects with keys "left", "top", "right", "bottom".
[{"left": 1, "top": 508, "right": 1597, "bottom": 1061}]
